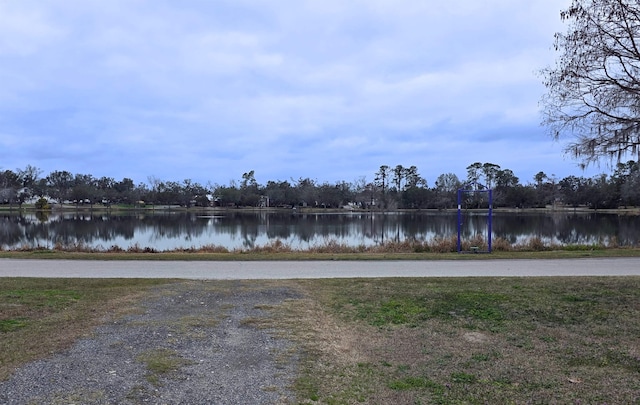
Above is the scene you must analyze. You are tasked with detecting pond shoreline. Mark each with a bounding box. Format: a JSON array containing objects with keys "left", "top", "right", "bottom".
[{"left": 2, "top": 204, "right": 639, "bottom": 215}]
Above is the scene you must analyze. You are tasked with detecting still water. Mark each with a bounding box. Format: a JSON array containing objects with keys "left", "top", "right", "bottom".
[{"left": 1, "top": 211, "right": 639, "bottom": 251}]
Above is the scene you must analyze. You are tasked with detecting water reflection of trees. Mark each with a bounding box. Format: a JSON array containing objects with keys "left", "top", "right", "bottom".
[
  {"left": 0, "top": 215, "right": 26, "bottom": 248},
  {"left": 491, "top": 213, "right": 639, "bottom": 246},
  {"left": 0, "top": 212, "right": 638, "bottom": 250}
]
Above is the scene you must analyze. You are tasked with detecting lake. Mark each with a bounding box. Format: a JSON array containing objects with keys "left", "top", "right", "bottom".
[{"left": 0, "top": 210, "right": 638, "bottom": 251}]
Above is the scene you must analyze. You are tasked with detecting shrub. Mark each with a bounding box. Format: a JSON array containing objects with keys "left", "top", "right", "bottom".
[
  {"left": 526, "top": 236, "right": 548, "bottom": 251},
  {"left": 309, "top": 239, "right": 355, "bottom": 254},
  {"left": 251, "top": 239, "right": 293, "bottom": 253},
  {"left": 491, "top": 237, "right": 512, "bottom": 252},
  {"left": 430, "top": 236, "right": 458, "bottom": 253},
  {"left": 34, "top": 197, "right": 50, "bottom": 211}
]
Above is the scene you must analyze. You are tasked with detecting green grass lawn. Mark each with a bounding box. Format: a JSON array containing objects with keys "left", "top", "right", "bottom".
[{"left": 276, "top": 277, "right": 640, "bottom": 404}]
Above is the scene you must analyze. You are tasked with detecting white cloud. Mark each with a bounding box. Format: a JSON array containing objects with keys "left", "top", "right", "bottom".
[{"left": 0, "top": 3, "right": 64, "bottom": 56}]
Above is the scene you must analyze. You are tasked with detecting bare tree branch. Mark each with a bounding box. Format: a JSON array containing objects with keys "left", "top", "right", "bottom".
[{"left": 542, "top": 0, "right": 640, "bottom": 165}]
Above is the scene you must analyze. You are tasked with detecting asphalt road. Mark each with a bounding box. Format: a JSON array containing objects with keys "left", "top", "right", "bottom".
[{"left": 1, "top": 258, "right": 639, "bottom": 279}]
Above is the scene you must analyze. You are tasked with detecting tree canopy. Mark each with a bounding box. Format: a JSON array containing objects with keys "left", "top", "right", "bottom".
[
  {"left": 2, "top": 160, "right": 640, "bottom": 209},
  {"left": 541, "top": 0, "right": 640, "bottom": 165}
]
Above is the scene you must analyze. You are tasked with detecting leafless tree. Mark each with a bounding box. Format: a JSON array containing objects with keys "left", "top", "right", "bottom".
[{"left": 541, "top": 0, "right": 640, "bottom": 166}]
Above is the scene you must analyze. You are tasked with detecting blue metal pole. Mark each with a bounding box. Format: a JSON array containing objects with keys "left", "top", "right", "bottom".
[
  {"left": 488, "top": 189, "right": 493, "bottom": 253},
  {"left": 457, "top": 189, "right": 462, "bottom": 253}
]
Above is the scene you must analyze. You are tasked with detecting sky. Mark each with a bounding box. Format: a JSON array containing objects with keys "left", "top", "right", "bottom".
[{"left": 0, "top": 0, "right": 609, "bottom": 188}]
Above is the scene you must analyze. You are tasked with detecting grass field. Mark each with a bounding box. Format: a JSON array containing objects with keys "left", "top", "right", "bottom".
[
  {"left": 281, "top": 277, "right": 640, "bottom": 404},
  {"left": 1, "top": 276, "right": 639, "bottom": 403}
]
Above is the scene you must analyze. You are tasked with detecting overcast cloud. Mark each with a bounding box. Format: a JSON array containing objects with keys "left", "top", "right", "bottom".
[{"left": 1, "top": 0, "right": 603, "bottom": 186}]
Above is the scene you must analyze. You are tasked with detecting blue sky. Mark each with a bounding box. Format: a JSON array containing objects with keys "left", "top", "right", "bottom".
[{"left": 0, "top": 0, "right": 606, "bottom": 187}]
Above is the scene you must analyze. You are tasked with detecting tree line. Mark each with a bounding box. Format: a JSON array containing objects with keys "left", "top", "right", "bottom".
[{"left": 1, "top": 161, "right": 639, "bottom": 210}]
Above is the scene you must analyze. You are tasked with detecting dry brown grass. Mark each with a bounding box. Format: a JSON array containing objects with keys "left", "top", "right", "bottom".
[
  {"left": 308, "top": 239, "right": 366, "bottom": 254},
  {"left": 249, "top": 239, "right": 294, "bottom": 253}
]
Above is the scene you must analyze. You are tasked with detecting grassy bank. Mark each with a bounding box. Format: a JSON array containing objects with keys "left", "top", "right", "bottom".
[
  {"left": 2, "top": 248, "right": 640, "bottom": 262},
  {"left": 2, "top": 248, "right": 640, "bottom": 261},
  {"left": 1, "top": 277, "right": 639, "bottom": 403}
]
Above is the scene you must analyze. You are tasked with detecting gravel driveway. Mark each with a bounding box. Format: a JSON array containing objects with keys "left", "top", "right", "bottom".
[{"left": 0, "top": 281, "right": 302, "bottom": 404}]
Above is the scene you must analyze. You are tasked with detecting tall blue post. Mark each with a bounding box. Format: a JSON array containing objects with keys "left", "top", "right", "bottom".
[
  {"left": 457, "top": 189, "right": 462, "bottom": 252},
  {"left": 488, "top": 189, "right": 493, "bottom": 253}
]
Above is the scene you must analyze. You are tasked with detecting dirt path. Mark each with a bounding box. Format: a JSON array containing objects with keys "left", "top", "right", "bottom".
[{"left": 0, "top": 281, "right": 301, "bottom": 404}]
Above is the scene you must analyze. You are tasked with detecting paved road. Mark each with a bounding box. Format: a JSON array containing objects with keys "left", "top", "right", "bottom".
[{"left": 1, "top": 258, "right": 639, "bottom": 279}]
